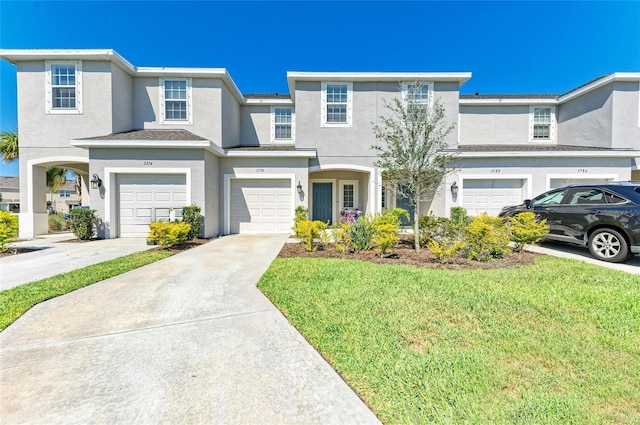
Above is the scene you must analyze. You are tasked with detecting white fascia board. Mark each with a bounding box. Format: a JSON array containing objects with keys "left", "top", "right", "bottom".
[
  {"left": 245, "top": 98, "right": 294, "bottom": 105},
  {"left": 459, "top": 98, "right": 558, "bottom": 106},
  {"left": 70, "top": 139, "right": 226, "bottom": 157},
  {"left": 287, "top": 71, "right": 472, "bottom": 83},
  {"left": 457, "top": 150, "right": 640, "bottom": 159},
  {"left": 225, "top": 150, "right": 316, "bottom": 158},
  {"left": 559, "top": 72, "right": 640, "bottom": 103}
]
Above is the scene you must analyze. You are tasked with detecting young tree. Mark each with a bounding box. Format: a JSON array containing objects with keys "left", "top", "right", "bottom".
[{"left": 372, "top": 83, "right": 456, "bottom": 250}]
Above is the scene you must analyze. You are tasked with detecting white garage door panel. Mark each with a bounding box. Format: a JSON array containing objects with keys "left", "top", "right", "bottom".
[
  {"left": 549, "top": 178, "right": 613, "bottom": 189},
  {"left": 230, "top": 179, "right": 292, "bottom": 234},
  {"left": 463, "top": 179, "right": 524, "bottom": 216},
  {"left": 118, "top": 174, "right": 187, "bottom": 238}
]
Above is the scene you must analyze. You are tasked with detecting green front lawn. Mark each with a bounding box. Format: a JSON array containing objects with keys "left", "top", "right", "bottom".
[
  {"left": 259, "top": 256, "right": 640, "bottom": 424},
  {"left": 0, "top": 249, "right": 172, "bottom": 331}
]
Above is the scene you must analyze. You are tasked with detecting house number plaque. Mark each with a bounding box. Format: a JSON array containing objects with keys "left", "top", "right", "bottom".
[{"left": 143, "top": 161, "right": 153, "bottom": 166}]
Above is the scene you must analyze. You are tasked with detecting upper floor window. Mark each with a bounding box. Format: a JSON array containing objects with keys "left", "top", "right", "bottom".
[
  {"left": 58, "top": 190, "right": 73, "bottom": 198},
  {"left": 402, "top": 82, "right": 434, "bottom": 121},
  {"left": 321, "top": 82, "right": 352, "bottom": 127},
  {"left": 271, "top": 107, "right": 294, "bottom": 142},
  {"left": 45, "top": 61, "right": 82, "bottom": 114},
  {"left": 529, "top": 106, "right": 556, "bottom": 142},
  {"left": 160, "top": 78, "right": 192, "bottom": 124}
]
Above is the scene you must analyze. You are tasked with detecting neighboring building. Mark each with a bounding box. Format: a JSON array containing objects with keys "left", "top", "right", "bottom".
[
  {"left": 0, "top": 176, "right": 80, "bottom": 214},
  {"left": 0, "top": 176, "right": 20, "bottom": 213},
  {"left": 1, "top": 49, "right": 638, "bottom": 239}
]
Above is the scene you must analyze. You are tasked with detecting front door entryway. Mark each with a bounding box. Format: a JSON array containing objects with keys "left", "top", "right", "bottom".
[{"left": 312, "top": 182, "right": 333, "bottom": 224}]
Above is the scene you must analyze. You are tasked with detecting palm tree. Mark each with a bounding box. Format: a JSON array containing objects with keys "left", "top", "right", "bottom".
[
  {"left": 46, "top": 167, "right": 67, "bottom": 194},
  {"left": 0, "top": 128, "right": 19, "bottom": 162}
]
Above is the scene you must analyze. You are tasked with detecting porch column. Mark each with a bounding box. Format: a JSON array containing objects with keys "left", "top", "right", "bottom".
[{"left": 19, "top": 164, "right": 48, "bottom": 238}]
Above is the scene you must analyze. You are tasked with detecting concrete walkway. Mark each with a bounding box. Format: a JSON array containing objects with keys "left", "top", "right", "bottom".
[
  {"left": 0, "top": 235, "right": 380, "bottom": 424},
  {"left": 526, "top": 241, "right": 640, "bottom": 275},
  {"left": 1, "top": 233, "right": 155, "bottom": 290}
]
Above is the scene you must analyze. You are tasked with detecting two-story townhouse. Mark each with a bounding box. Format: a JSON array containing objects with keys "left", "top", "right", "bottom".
[
  {"left": 1, "top": 49, "right": 638, "bottom": 239},
  {"left": 453, "top": 74, "right": 640, "bottom": 215}
]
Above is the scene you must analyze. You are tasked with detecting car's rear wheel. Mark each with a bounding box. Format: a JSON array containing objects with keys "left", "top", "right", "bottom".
[{"left": 588, "top": 228, "right": 629, "bottom": 263}]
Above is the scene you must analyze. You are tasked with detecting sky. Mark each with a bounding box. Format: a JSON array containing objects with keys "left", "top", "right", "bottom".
[{"left": 1, "top": 0, "right": 639, "bottom": 177}]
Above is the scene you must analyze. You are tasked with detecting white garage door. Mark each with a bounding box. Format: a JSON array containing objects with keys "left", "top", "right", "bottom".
[
  {"left": 230, "top": 179, "right": 292, "bottom": 234},
  {"left": 462, "top": 179, "right": 524, "bottom": 216},
  {"left": 118, "top": 174, "right": 187, "bottom": 237},
  {"left": 549, "top": 177, "right": 613, "bottom": 189}
]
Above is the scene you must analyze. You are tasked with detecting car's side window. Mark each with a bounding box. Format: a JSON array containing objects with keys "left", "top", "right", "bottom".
[
  {"left": 567, "top": 189, "right": 605, "bottom": 205},
  {"left": 534, "top": 190, "right": 566, "bottom": 206},
  {"left": 604, "top": 191, "right": 628, "bottom": 204}
]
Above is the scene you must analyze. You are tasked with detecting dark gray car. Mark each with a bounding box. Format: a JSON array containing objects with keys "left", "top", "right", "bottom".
[{"left": 499, "top": 182, "right": 640, "bottom": 263}]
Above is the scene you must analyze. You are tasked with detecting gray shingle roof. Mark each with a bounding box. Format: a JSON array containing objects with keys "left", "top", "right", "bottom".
[
  {"left": 456, "top": 144, "right": 631, "bottom": 152},
  {"left": 460, "top": 94, "right": 559, "bottom": 99},
  {"left": 79, "top": 129, "right": 207, "bottom": 141},
  {"left": 225, "top": 145, "right": 299, "bottom": 151},
  {"left": 244, "top": 94, "right": 291, "bottom": 100}
]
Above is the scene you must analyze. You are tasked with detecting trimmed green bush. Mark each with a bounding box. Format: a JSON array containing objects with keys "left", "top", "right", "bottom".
[
  {"left": 463, "top": 213, "right": 511, "bottom": 261},
  {"left": 147, "top": 221, "right": 191, "bottom": 249},
  {"left": 0, "top": 211, "right": 18, "bottom": 252},
  {"left": 507, "top": 211, "right": 549, "bottom": 252},
  {"left": 69, "top": 208, "right": 98, "bottom": 240},
  {"left": 293, "top": 219, "right": 327, "bottom": 252},
  {"left": 182, "top": 205, "right": 202, "bottom": 240},
  {"left": 349, "top": 215, "right": 375, "bottom": 251},
  {"left": 331, "top": 222, "right": 352, "bottom": 253},
  {"left": 450, "top": 206, "right": 471, "bottom": 227},
  {"left": 294, "top": 206, "right": 309, "bottom": 225},
  {"left": 48, "top": 213, "right": 68, "bottom": 232},
  {"left": 419, "top": 214, "right": 461, "bottom": 248}
]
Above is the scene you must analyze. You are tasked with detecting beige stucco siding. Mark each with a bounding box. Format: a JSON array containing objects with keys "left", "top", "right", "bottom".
[
  {"left": 111, "top": 63, "right": 133, "bottom": 134},
  {"left": 221, "top": 84, "right": 241, "bottom": 147},
  {"left": 612, "top": 81, "right": 640, "bottom": 149},
  {"left": 240, "top": 105, "right": 270, "bottom": 145},
  {"left": 557, "top": 84, "right": 613, "bottom": 148},
  {"left": 459, "top": 105, "right": 530, "bottom": 145}
]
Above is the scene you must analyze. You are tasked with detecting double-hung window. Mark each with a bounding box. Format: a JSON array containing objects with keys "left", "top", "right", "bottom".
[
  {"left": 46, "top": 61, "right": 82, "bottom": 114},
  {"left": 321, "top": 82, "right": 352, "bottom": 127},
  {"left": 271, "top": 107, "right": 294, "bottom": 142},
  {"left": 529, "top": 106, "right": 555, "bottom": 142},
  {"left": 402, "top": 82, "right": 433, "bottom": 119},
  {"left": 160, "top": 78, "right": 192, "bottom": 124}
]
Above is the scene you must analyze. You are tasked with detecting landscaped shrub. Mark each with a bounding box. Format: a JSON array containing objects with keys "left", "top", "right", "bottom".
[
  {"left": 507, "top": 211, "right": 549, "bottom": 252},
  {"left": 418, "top": 214, "right": 461, "bottom": 247},
  {"left": 450, "top": 206, "right": 471, "bottom": 227},
  {"left": 147, "top": 221, "right": 191, "bottom": 249},
  {"left": 331, "top": 222, "right": 352, "bottom": 253},
  {"left": 294, "top": 206, "right": 309, "bottom": 225},
  {"left": 69, "top": 208, "right": 98, "bottom": 240},
  {"left": 427, "top": 239, "right": 464, "bottom": 263},
  {"left": 48, "top": 213, "right": 68, "bottom": 232},
  {"left": 0, "top": 211, "right": 18, "bottom": 252},
  {"left": 349, "top": 215, "right": 375, "bottom": 251},
  {"left": 294, "top": 219, "right": 327, "bottom": 252},
  {"left": 182, "top": 205, "right": 202, "bottom": 240},
  {"left": 463, "top": 213, "right": 511, "bottom": 261},
  {"left": 370, "top": 209, "right": 405, "bottom": 257}
]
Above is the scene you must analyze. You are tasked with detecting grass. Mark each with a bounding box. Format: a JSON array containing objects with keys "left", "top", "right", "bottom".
[
  {"left": 0, "top": 249, "right": 172, "bottom": 331},
  {"left": 258, "top": 256, "right": 640, "bottom": 424}
]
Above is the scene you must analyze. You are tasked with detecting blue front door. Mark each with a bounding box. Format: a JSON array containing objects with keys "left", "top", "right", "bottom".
[
  {"left": 312, "top": 182, "right": 333, "bottom": 224},
  {"left": 396, "top": 190, "right": 415, "bottom": 226}
]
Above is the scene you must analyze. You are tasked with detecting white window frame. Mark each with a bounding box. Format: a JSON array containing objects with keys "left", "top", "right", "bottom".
[
  {"left": 529, "top": 106, "right": 556, "bottom": 142},
  {"left": 160, "top": 78, "right": 192, "bottom": 124},
  {"left": 270, "top": 106, "right": 295, "bottom": 143},
  {"left": 401, "top": 82, "right": 434, "bottom": 109},
  {"left": 321, "top": 82, "right": 352, "bottom": 127},
  {"left": 45, "top": 61, "right": 83, "bottom": 115},
  {"left": 339, "top": 180, "right": 359, "bottom": 210}
]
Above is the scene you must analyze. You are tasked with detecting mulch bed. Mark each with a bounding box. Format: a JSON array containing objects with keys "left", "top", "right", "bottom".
[{"left": 278, "top": 237, "right": 539, "bottom": 270}]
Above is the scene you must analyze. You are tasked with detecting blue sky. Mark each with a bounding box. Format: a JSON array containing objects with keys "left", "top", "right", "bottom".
[{"left": 1, "top": 0, "right": 639, "bottom": 177}]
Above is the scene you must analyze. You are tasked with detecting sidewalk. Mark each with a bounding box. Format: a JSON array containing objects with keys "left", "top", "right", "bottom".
[{"left": 1, "top": 233, "right": 155, "bottom": 290}]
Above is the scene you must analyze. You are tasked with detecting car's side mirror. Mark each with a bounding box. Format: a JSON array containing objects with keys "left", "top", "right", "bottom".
[{"left": 524, "top": 199, "right": 532, "bottom": 209}]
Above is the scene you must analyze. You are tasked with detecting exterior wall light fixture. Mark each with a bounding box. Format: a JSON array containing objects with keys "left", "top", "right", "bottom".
[
  {"left": 91, "top": 174, "right": 102, "bottom": 190},
  {"left": 450, "top": 181, "right": 459, "bottom": 196},
  {"left": 297, "top": 181, "right": 303, "bottom": 194}
]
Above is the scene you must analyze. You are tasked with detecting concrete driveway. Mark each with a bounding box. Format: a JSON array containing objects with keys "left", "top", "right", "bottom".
[
  {"left": 0, "top": 235, "right": 380, "bottom": 424},
  {"left": 527, "top": 240, "right": 640, "bottom": 275},
  {"left": 1, "top": 233, "right": 155, "bottom": 290}
]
